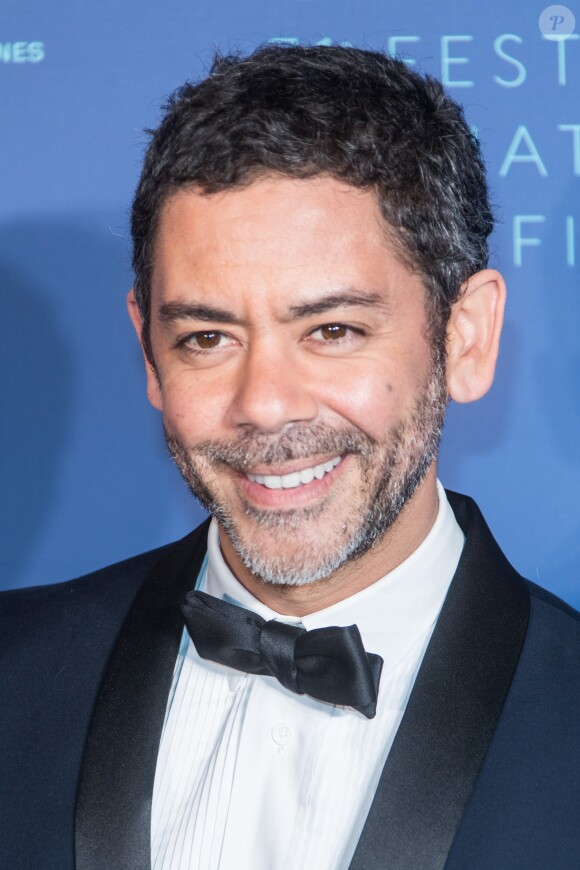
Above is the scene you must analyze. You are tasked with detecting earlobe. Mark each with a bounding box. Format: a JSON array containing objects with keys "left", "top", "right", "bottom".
[
  {"left": 126, "top": 289, "right": 164, "bottom": 411},
  {"left": 446, "top": 269, "right": 506, "bottom": 404}
]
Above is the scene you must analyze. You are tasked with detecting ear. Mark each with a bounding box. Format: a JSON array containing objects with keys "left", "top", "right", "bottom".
[
  {"left": 126, "top": 289, "right": 163, "bottom": 411},
  {"left": 446, "top": 269, "right": 506, "bottom": 403}
]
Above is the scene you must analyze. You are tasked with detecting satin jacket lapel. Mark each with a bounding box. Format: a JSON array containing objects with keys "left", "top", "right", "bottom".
[
  {"left": 75, "top": 520, "right": 210, "bottom": 870},
  {"left": 349, "top": 492, "right": 530, "bottom": 870}
]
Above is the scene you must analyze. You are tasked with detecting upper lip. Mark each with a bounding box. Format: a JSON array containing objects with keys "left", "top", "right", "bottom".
[{"left": 238, "top": 454, "right": 343, "bottom": 477}]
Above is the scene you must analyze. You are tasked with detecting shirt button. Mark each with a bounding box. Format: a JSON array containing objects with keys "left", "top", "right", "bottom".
[{"left": 271, "top": 722, "right": 293, "bottom": 747}]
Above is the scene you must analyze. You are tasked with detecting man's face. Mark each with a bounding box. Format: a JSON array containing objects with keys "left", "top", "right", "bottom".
[{"left": 144, "top": 176, "right": 447, "bottom": 586}]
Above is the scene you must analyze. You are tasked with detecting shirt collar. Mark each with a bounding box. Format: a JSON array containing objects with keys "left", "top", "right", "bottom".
[{"left": 203, "top": 481, "right": 464, "bottom": 684}]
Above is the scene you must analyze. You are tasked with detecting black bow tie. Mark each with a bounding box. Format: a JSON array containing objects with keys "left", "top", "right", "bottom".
[{"left": 180, "top": 591, "right": 383, "bottom": 719}]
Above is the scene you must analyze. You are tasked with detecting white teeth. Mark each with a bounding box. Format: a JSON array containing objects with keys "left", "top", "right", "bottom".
[
  {"left": 299, "top": 467, "right": 315, "bottom": 485},
  {"left": 282, "top": 472, "right": 301, "bottom": 489},
  {"left": 246, "top": 456, "right": 342, "bottom": 490}
]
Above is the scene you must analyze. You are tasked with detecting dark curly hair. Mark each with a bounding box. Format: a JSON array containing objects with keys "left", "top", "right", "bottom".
[{"left": 131, "top": 44, "right": 493, "bottom": 362}]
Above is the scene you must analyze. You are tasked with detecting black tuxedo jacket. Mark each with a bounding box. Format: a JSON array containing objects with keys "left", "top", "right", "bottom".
[{"left": 1, "top": 492, "right": 579, "bottom": 869}]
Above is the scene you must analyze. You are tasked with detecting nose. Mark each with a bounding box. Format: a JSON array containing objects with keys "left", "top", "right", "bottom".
[{"left": 228, "top": 340, "right": 318, "bottom": 433}]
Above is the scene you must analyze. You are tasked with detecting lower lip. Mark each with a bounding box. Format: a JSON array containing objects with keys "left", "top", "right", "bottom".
[{"left": 234, "top": 456, "right": 349, "bottom": 508}]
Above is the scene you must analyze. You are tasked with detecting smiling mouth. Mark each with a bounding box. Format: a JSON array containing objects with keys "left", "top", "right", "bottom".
[{"left": 244, "top": 455, "right": 343, "bottom": 490}]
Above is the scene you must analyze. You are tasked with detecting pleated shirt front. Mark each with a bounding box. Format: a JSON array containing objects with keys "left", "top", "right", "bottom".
[{"left": 151, "top": 481, "right": 464, "bottom": 870}]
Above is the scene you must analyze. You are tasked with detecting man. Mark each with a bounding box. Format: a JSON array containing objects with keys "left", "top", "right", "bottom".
[{"left": 1, "top": 44, "right": 579, "bottom": 869}]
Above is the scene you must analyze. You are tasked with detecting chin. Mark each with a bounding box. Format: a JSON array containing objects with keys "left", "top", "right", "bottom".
[{"left": 216, "top": 504, "right": 374, "bottom": 587}]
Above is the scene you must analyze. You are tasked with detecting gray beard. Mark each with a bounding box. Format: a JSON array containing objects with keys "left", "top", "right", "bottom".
[{"left": 164, "top": 350, "right": 447, "bottom": 587}]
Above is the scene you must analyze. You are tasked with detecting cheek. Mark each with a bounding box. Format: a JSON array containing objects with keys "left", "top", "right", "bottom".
[
  {"left": 324, "top": 369, "right": 402, "bottom": 440},
  {"left": 157, "top": 376, "right": 227, "bottom": 439},
  {"left": 323, "top": 347, "right": 430, "bottom": 441}
]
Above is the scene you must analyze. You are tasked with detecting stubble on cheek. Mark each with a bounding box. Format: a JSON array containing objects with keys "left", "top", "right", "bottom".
[
  {"left": 162, "top": 422, "right": 378, "bottom": 584},
  {"left": 161, "top": 346, "right": 447, "bottom": 586}
]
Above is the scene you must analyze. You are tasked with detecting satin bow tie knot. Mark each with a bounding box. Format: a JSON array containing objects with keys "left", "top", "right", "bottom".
[{"left": 180, "top": 590, "right": 383, "bottom": 719}]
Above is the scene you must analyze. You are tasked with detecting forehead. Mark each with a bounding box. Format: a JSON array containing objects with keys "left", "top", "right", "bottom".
[{"left": 151, "top": 175, "right": 422, "bottom": 313}]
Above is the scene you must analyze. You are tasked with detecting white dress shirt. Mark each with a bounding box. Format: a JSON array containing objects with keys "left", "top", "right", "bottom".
[{"left": 151, "top": 481, "right": 464, "bottom": 870}]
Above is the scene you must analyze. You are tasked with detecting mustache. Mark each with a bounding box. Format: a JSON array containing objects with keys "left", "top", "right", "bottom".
[{"left": 165, "top": 423, "right": 377, "bottom": 473}]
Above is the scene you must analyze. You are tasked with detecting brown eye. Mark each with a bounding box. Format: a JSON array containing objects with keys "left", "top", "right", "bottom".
[
  {"left": 195, "top": 332, "right": 221, "bottom": 348},
  {"left": 320, "top": 324, "right": 348, "bottom": 340}
]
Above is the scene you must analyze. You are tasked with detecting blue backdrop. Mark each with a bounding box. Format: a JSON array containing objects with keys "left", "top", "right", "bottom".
[{"left": 2, "top": 0, "right": 579, "bottom": 606}]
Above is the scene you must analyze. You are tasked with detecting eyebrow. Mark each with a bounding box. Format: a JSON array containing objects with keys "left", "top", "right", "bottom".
[
  {"left": 285, "top": 290, "right": 388, "bottom": 319},
  {"left": 157, "top": 289, "right": 389, "bottom": 327},
  {"left": 158, "top": 302, "right": 248, "bottom": 326}
]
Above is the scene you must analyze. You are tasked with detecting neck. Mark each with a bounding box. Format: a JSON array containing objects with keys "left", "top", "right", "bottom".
[{"left": 218, "top": 466, "right": 440, "bottom": 617}]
